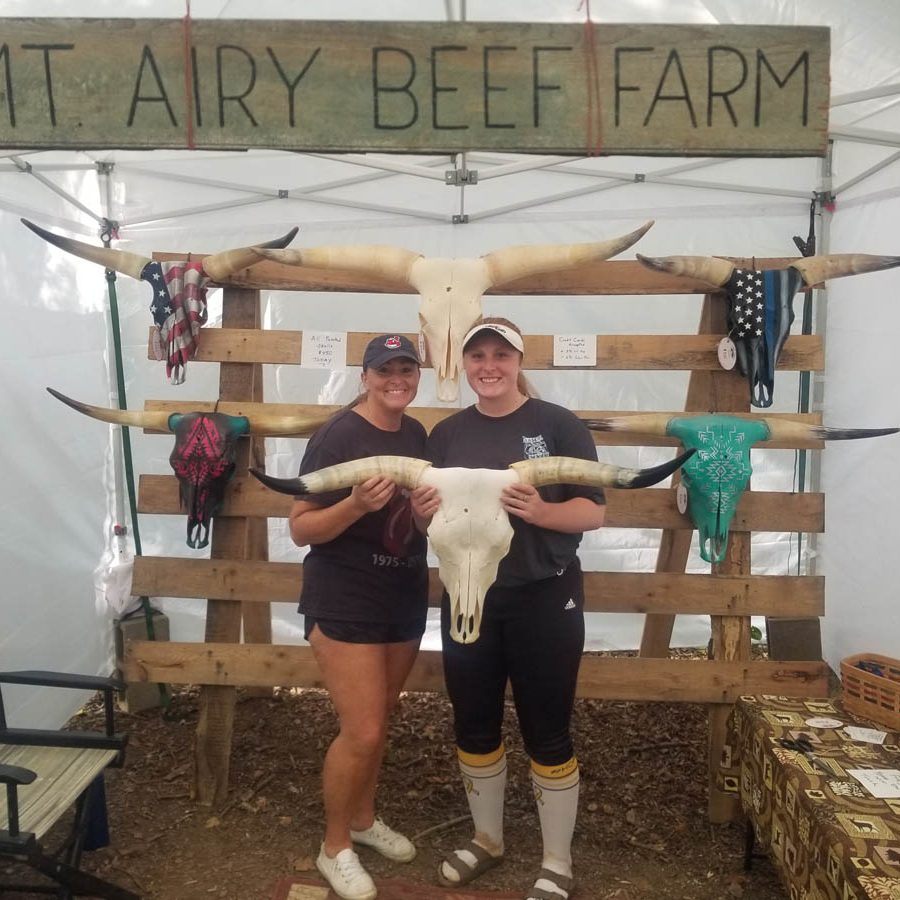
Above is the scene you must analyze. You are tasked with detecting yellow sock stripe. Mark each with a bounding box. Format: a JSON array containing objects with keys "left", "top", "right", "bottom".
[
  {"left": 530, "top": 756, "right": 578, "bottom": 780},
  {"left": 457, "top": 745, "right": 506, "bottom": 768}
]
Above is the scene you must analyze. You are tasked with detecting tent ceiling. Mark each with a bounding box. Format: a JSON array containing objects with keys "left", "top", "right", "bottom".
[{"left": 1, "top": 0, "right": 899, "bottom": 237}]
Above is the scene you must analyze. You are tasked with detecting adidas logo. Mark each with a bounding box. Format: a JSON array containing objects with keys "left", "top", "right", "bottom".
[{"left": 564, "top": 598, "right": 576, "bottom": 610}]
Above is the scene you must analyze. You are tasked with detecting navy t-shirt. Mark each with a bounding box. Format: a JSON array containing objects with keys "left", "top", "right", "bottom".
[
  {"left": 425, "top": 399, "right": 604, "bottom": 586},
  {"left": 298, "top": 407, "right": 428, "bottom": 624}
]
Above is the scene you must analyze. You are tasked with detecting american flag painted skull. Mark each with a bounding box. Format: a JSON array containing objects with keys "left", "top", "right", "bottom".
[
  {"left": 585, "top": 414, "right": 898, "bottom": 563},
  {"left": 47, "top": 388, "right": 331, "bottom": 549},
  {"left": 637, "top": 252, "right": 900, "bottom": 408},
  {"left": 23, "top": 220, "right": 298, "bottom": 384}
]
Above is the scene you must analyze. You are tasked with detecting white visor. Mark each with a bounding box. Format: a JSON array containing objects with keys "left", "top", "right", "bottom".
[{"left": 462, "top": 322, "right": 525, "bottom": 355}]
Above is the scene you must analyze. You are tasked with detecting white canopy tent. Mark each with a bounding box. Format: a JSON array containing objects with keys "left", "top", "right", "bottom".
[{"left": 2, "top": 0, "right": 898, "bottom": 728}]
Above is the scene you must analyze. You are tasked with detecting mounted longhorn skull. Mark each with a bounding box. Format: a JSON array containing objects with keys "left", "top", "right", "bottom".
[
  {"left": 636, "top": 251, "right": 900, "bottom": 408},
  {"left": 254, "top": 221, "right": 654, "bottom": 401},
  {"left": 23, "top": 220, "right": 299, "bottom": 385},
  {"left": 250, "top": 449, "right": 694, "bottom": 643},
  {"left": 47, "top": 387, "right": 332, "bottom": 550},
  {"left": 584, "top": 414, "right": 898, "bottom": 563}
]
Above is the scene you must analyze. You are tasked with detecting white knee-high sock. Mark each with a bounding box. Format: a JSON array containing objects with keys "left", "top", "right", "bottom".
[
  {"left": 531, "top": 757, "right": 580, "bottom": 878},
  {"left": 440, "top": 746, "right": 506, "bottom": 884},
  {"left": 459, "top": 745, "right": 507, "bottom": 851}
]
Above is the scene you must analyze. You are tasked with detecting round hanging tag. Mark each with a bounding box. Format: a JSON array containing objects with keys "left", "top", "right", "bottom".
[
  {"left": 717, "top": 336, "right": 737, "bottom": 370},
  {"left": 676, "top": 482, "right": 688, "bottom": 514},
  {"left": 417, "top": 331, "right": 428, "bottom": 364}
]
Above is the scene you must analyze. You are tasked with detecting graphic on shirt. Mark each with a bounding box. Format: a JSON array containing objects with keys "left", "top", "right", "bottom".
[
  {"left": 522, "top": 434, "right": 550, "bottom": 458},
  {"left": 383, "top": 489, "right": 416, "bottom": 556}
]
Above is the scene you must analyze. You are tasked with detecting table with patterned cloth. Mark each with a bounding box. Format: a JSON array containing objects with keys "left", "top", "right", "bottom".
[{"left": 719, "top": 695, "right": 900, "bottom": 900}]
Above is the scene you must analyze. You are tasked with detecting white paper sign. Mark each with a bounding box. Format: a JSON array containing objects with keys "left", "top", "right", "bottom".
[
  {"left": 847, "top": 768, "right": 900, "bottom": 798},
  {"left": 844, "top": 726, "right": 888, "bottom": 745},
  {"left": 301, "top": 331, "right": 347, "bottom": 369},
  {"left": 553, "top": 334, "right": 597, "bottom": 367}
]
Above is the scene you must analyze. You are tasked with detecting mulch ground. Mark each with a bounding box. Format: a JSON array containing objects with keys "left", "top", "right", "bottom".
[{"left": 10, "top": 654, "right": 790, "bottom": 900}]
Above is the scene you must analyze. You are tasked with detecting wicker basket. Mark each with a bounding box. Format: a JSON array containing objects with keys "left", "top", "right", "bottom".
[{"left": 840, "top": 653, "right": 900, "bottom": 732}]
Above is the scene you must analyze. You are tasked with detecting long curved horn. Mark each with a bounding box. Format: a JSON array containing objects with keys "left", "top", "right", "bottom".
[
  {"left": 250, "top": 456, "right": 431, "bottom": 495},
  {"left": 247, "top": 409, "right": 335, "bottom": 436},
  {"left": 254, "top": 245, "right": 420, "bottom": 284},
  {"left": 23, "top": 219, "right": 151, "bottom": 279},
  {"left": 581, "top": 414, "right": 673, "bottom": 436},
  {"left": 511, "top": 449, "right": 695, "bottom": 489},
  {"left": 201, "top": 227, "right": 299, "bottom": 281},
  {"left": 47, "top": 387, "right": 175, "bottom": 432},
  {"left": 791, "top": 253, "right": 900, "bottom": 287},
  {"left": 484, "top": 221, "right": 654, "bottom": 287},
  {"left": 761, "top": 419, "right": 899, "bottom": 442},
  {"left": 636, "top": 253, "right": 735, "bottom": 287}
]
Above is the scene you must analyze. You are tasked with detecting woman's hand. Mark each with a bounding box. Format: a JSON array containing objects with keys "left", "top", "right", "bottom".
[
  {"left": 410, "top": 484, "right": 441, "bottom": 523},
  {"left": 350, "top": 475, "right": 396, "bottom": 513},
  {"left": 500, "top": 482, "right": 548, "bottom": 525}
]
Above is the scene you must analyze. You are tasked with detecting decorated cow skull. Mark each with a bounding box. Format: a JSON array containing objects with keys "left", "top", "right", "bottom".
[
  {"left": 254, "top": 221, "right": 653, "bottom": 401},
  {"left": 636, "top": 251, "right": 900, "bottom": 407},
  {"left": 584, "top": 414, "right": 898, "bottom": 563},
  {"left": 23, "top": 220, "right": 298, "bottom": 384},
  {"left": 47, "top": 388, "right": 331, "bottom": 549},
  {"left": 250, "top": 449, "right": 693, "bottom": 643}
]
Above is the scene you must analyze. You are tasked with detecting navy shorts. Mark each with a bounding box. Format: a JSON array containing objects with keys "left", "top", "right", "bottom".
[{"left": 304, "top": 615, "right": 426, "bottom": 644}]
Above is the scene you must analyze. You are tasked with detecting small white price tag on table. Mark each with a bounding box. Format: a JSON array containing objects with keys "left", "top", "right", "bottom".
[
  {"left": 553, "top": 334, "right": 597, "bottom": 367},
  {"left": 847, "top": 768, "right": 900, "bottom": 798},
  {"left": 844, "top": 725, "right": 888, "bottom": 745},
  {"left": 301, "top": 331, "right": 347, "bottom": 369}
]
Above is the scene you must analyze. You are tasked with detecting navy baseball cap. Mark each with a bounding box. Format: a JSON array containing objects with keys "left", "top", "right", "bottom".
[{"left": 362, "top": 334, "right": 421, "bottom": 370}]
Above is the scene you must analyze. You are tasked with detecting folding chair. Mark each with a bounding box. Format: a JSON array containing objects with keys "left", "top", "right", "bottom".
[{"left": 0, "top": 670, "right": 139, "bottom": 899}]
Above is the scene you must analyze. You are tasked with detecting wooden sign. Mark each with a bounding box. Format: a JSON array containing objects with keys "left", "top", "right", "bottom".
[{"left": 0, "top": 19, "right": 829, "bottom": 155}]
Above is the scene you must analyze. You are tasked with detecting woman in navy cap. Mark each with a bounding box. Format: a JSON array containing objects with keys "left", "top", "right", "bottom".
[{"left": 290, "top": 334, "right": 427, "bottom": 900}]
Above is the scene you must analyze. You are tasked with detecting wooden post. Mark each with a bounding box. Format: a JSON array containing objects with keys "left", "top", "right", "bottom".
[
  {"left": 193, "top": 287, "right": 268, "bottom": 805},
  {"left": 639, "top": 295, "right": 716, "bottom": 657}
]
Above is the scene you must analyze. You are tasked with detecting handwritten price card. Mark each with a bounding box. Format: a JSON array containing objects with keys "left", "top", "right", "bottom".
[
  {"left": 553, "top": 334, "right": 597, "bottom": 367},
  {"left": 301, "top": 331, "right": 348, "bottom": 369}
]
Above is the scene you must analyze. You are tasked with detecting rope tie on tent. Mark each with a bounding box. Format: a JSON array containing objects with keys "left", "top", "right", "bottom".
[
  {"left": 100, "top": 220, "right": 170, "bottom": 710},
  {"left": 182, "top": 0, "right": 196, "bottom": 149},
  {"left": 579, "top": 0, "right": 604, "bottom": 155}
]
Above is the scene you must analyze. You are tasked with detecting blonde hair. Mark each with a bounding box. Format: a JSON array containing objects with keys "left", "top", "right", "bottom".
[{"left": 471, "top": 316, "right": 539, "bottom": 399}]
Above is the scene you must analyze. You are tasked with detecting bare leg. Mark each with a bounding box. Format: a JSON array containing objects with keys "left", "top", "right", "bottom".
[
  {"left": 349, "top": 638, "right": 420, "bottom": 830},
  {"left": 310, "top": 627, "right": 419, "bottom": 856}
]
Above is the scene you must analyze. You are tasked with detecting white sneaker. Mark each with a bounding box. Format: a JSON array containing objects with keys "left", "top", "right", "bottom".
[
  {"left": 350, "top": 817, "right": 417, "bottom": 862},
  {"left": 316, "top": 845, "right": 377, "bottom": 900}
]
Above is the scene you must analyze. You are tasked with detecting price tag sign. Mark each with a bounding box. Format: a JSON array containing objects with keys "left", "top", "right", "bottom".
[
  {"left": 717, "top": 336, "right": 737, "bottom": 370},
  {"left": 553, "top": 334, "right": 597, "bottom": 367},
  {"left": 676, "top": 482, "right": 688, "bottom": 514},
  {"left": 301, "top": 331, "right": 348, "bottom": 369}
]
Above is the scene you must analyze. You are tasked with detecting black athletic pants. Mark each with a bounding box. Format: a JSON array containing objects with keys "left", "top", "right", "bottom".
[{"left": 440, "top": 561, "right": 585, "bottom": 767}]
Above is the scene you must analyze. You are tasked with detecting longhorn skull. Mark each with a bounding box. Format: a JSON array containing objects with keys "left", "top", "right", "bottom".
[
  {"left": 254, "top": 221, "right": 654, "bottom": 401},
  {"left": 584, "top": 414, "right": 898, "bottom": 563},
  {"left": 47, "top": 387, "right": 331, "bottom": 549},
  {"left": 23, "top": 220, "right": 299, "bottom": 384},
  {"left": 250, "top": 449, "right": 694, "bottom": 643},
  {"left": 636, "top": 252, "right": 900, "bottom": 408}
]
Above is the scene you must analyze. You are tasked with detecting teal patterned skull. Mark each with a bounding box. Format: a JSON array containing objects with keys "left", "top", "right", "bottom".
[{"left": 667, "top": 416, "right": 771, "bottom": 563}]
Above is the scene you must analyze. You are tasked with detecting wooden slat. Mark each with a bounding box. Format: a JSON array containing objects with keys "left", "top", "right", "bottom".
[
  {"left": 0, "top": 743, "right": 118, "bottom": 840},
  {"left": 140, "top": 402, "right": 826, "bottom": 449},
  {"left": 151, "top": 329, "right": 824, "bottom": 373},
  {"left": 123, "top": 641, "right": 830, "bottom": 701},
  {"left": 138, "top": 475, "right": 825, "bottom": 533},
  {"left": 130, "top": 556, "right": 823, "bottom": 617},
  {"left": 153, "top": 256, "right": 807, "bottom": 295}
]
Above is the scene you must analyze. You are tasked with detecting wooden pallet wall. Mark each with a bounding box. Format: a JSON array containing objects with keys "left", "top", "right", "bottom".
[{"left": 124, "top": 254, "right": 831, "bottom": 811}]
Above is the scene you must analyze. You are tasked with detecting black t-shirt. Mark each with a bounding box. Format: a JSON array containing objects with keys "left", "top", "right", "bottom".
[
  {"left": 298, "top": 407, "right": 429, "bottom": 624},
  {"left": 425, "top": 398, "right": 605, "bottom": 586}
]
